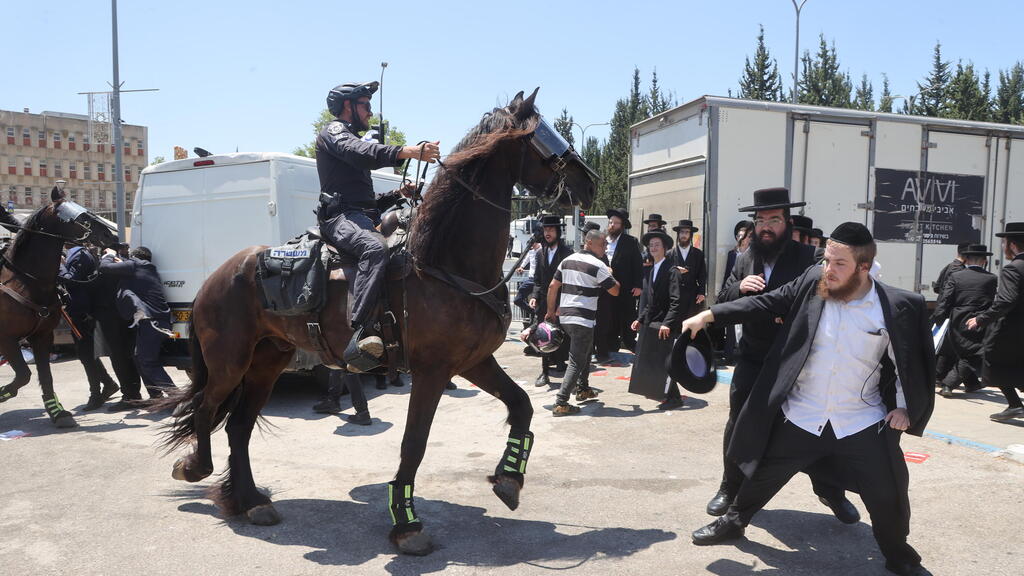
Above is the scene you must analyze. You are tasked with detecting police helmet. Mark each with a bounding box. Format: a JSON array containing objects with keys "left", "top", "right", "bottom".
[
  {"left": 527, "top": 321, "right": 566, "bottom": 354},
  {"left": 327, "top": 81, "right": 379, "bottom": 117}
]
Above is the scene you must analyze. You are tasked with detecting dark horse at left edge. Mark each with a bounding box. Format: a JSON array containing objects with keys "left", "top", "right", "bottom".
[
  {"left": 160, "top": 89, "right": 597, "bottom": 554},
  {"left": 0, "top": 186, "right": 118, "bottom": 427}
]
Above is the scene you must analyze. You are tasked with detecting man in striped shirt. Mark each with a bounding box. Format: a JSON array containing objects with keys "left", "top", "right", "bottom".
[{"left": 545, "top": 230, "right": 621, "bottom": 415}]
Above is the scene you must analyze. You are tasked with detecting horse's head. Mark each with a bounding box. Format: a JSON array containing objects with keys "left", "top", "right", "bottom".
[
  {"left": 46, "top": 186, "right": 118, "bottom": 248},
  {"left": 508, "top": 88, "right": 598, "bottom": 210}
]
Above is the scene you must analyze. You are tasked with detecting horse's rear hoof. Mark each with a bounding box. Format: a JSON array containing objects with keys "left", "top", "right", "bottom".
[
  {"left": 489, "top": 474, "right": 521, "bottom": 511},
  {"left": 54, "top": 413, "right": 77, "bottom": 428},
  {"left": 394, "top": 530, "right": 433, "bottom": 556},
  {"left": 171, "top": 457, "right": 212, "bottom": 483},
  {"left": 247, "top": 504, "right": 281, "bottom": 526}
]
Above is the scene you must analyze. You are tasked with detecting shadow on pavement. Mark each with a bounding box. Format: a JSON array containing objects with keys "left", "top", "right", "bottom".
[
  {"left": 334, "top": 420, "right": 394, "bottom": 436},
  {"left": 0, "top": 408, "right": 148, "bottom": 436},
  {"left": 174, "top": 482, "right": 677, "bottom": 574}
]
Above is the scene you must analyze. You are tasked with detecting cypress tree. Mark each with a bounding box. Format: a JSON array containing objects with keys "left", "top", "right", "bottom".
[
  {"left": 554, "top": 108, "right": 575, "bottom": 147},
  {"left": 946, "top": 62, "right": 990, "bottom": 121},
  {"left": 878, "top": 73, "right": 894, "bottom": 113},
  {"left": 916, "top": 42, "right": 951, "bottom": 117},
  {"left": 993, "top": 62, "right": 1024, "bottom": 125},
  {"left": 853, "top": 74, "right": 874, "bottom": 110},
  {"left": 797, "top": 35, "right": 852, "bottom": 108},
  {"left": 738, "top": 25, "right": 784, "bottom": 102}
]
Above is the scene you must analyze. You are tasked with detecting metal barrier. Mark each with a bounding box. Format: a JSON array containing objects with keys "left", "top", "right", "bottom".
[{"left": 507, "top": 271, "right": 535, "bottom": 329}]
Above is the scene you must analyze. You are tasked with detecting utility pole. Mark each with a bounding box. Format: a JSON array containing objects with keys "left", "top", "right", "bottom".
[
  {"left": 379, "top": 62, "right": 388, "bottom": 145},
  {"left": 791, "top": 0, "right": 809, "bottom": 104},
  {"left": 111, "top": 0, "right": 125, "bottom": 241}
]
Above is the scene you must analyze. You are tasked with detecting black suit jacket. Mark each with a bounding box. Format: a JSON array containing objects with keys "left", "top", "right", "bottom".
[
  {"left": 931, "top": 266, "right": 997, "bottom": 357},
  {"left": 608, "top": 233, "right": 643, "bottom": 294},
  {"left": 99, "top": 257, "right": 171, "bottom": 322},
  {"left": 636, "top": 260, "right": 682, "bottom": 329},
  {"left": 530, "top": 242, "right": 573, "bottom": 316},
  {"left": 717, "top": 240, "right": 817, "bottom": 361},
  {"left": 976, "top": 253, "right": 1024, "bottom": 367},
  {"left": 932, "top": 259, "right": 965, "bottom": 293},
  {"left": 711, "top": 267, "right": 934, "bottom": 527},
  {"left": 667, "top": 245, "right": 706, "bottom": 311}
]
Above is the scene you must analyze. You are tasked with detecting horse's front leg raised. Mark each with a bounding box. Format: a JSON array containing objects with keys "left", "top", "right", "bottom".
[
  {"left": 460, "top": 355, "right": 535, "bottom": 511},
  {"left": 0, "top": 337, "right": 33, "bottom": 404},
  {"left": 389, "top": 365, "right": 448, "bottom": 556},
  {"left": 29, "top": 331, "right": 76, "bottom": 428}
]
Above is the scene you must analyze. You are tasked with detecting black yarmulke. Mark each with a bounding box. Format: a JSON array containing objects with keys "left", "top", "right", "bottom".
[{"left": 829, "top": 222, "right": 873, "bottom": 246}]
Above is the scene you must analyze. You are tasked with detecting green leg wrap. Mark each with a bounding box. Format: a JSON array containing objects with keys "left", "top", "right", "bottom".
[
  {"left": 0, "top": 384, "right": 18, "bottom": 403},
  {"left": 387, "top": 481, "right": 420, "bottom": 528},
  {"left": 496, "top": 430, "right": 534, "bottom": 476},
  {"left": 43, "top": 394, "right": 67, "bottom": 419}
]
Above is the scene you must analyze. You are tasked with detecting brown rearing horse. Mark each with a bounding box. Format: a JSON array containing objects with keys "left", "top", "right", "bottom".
[
  {"left": 0, "top": 186, "right": 118, "bottom": 427},
  {"left": 161, "top": 88, "right": 597, "bottom": 555}
]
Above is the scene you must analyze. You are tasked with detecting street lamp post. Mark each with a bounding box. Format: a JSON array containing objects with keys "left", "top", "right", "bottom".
[
  {"left": 379, "top": 62, "right": 388, "bottom": 145},
  {"left": 569, "top": 121, "right": 609, "bottom": 152},
  {"left": 791, "top": 0, "right": 809, "bottom": 104}
]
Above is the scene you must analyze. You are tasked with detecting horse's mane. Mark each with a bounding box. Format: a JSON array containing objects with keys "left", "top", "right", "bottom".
[
  {"left": 409, "top": 104, "right": 539, "bottom": 266},
  {"left": 5, "top": 204, "right": 52, "bottom": 258}
]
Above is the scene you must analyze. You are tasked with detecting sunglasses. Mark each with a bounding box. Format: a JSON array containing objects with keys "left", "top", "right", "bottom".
[{"left": 354, "top": 100, "right": 373, "bottom": 113}]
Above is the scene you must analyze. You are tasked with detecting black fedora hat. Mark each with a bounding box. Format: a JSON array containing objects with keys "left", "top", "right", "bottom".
[
  {"left": 672, "top": 219, "right": 699, "bottom": 233},
  {"left": 666, "top": 328, "right": 717, "bottom": 394},
  {"left": 641, "top": 230, "right": 674, "bottom": 252},
  {"left": 643, "top": 213, "right": 667, "bottom": 226},
  {"left": 995, "top": 222, "right": 1024, "bottom": 237},
  {"left": 538, "top": 214, "right": 565, "bottom": 228},
  {"left": 791, "top": 215, "right": 814, "bottom": 232},
  {"left": 738, "top": 187, "right": 806, "bottom": 212},
  {"left": 810, "top": 227, "right": 824, "bottom": 239},
  {"left": 961, "top": 244, "right": 993, "bottom": 256},
  {"left": 605, "top": 208, "right": 632, "bottom": 229}
]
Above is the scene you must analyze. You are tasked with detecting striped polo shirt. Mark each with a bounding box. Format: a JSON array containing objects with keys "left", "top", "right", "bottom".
[{"left": 554, "top": 250, "right": 616, "bottom": 328}]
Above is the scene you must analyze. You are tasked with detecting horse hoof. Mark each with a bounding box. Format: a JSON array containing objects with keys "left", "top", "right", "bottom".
[
  {"left": 394, "top": 530, "right": 433, "bottom": 556},
  {"left": 247, "top": 504, "right": 281, "bottom": 526},
  {"left": 490, "top": 475, "right": 521, "bottom": 511},
  {"left": 54, "top": 414, "right": 78, "bottom": 428},
  {"left": 171, "top": 458, "right": 212, "bottom": 483}
]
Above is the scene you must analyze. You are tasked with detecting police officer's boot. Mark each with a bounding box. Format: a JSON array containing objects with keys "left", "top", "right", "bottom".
[{"left": 344, "top": 324, "right": 385, "bottom": 373}]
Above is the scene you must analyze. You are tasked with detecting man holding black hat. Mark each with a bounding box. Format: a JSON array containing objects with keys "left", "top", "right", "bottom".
[
  {"left": 966, "top": 222, "right": 1024, "bottom": 421},
  {"left": 686, "top": 222, "right": 936, "bottom": 576},
  {"left": 930, "top": 244, "right": 996, "bottom": 398},
  {"left": 603, "top": 208, "right": 643, "bottom": 355},
  {"left": 706, "top": 187, "right": 857, "bottom": 524},
  {"left": 668, "top": 219, "right": 707, "bottom": 318},
  {"left": 531, "top": 215, "right": 574, "bottom": 387}
]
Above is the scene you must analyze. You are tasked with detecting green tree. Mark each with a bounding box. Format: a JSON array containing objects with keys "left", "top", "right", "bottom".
[
  {"left": 993, "top": 62, "right": 1024, "bottom": 124},
  {"left": 581, "top": 135, "right": 601, "bottom": 177},
  {"left": 293, "top": 110, "right": 406, "bottom": 158},
  {"left": 554, "top": 108, "right": 575, "bottom": 147},
  {"left": 738, "top": 25, "right": 784, "bottom": 102},
  {"left": 648, "top": 68, "right": 672, "bottom": 114},
  {"left": 916, "top": 42, "right": 951, "bottom": 117},
  {"left": 946, "top": 62, "right": 990, "bottom": 121},
  {"left": 150, "top": 156, "right": 165, "bottom": 166},
  {"left": 797, "top": 35, "right": 852, "bottom": 107},
  {"left": 853, "top": 74, "right": 874, "bottom": 110},
  {"left": 878, "top": 73, "right": 894, "bottom": 113}
]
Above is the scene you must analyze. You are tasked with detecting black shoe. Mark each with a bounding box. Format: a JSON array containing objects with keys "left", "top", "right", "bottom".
[
  {"left": 312, "top": 397, "right": 342, "bottom": 414},
  {"left": 375, "top": 378, "right": 388, "bottom": 390},
  {"left": 658, "top": 397, "right": 685, "bottom": 410},
  {"left": 818, "top": 495, "right": 860, "bottom": 524},
  {"left": 692, "top": 517, "right": 744, "bottom": 545},
  {"left": 990, "top": 407, "right": 1024, "bottom": 421},
  {"left": 83, "top": 394, "right": 105, "bottom": 411},
  {"left": 534, "top": 373, "right": 551, "bottom": 387},
  {"left": 107, "top": 397, "right": 144, "bottom": 412},
  {"left": 344, "top": 327, "right": 385, "bottom": 373},
  {"left": 346, "top": 410, "right": 372, "bottom": 426},
  {"left": 594, "top": 355, "right": 612, "bottom": 364},
  {"left": 885, "top": 561, "right": 933, "bottom": 576},
  {"left": 706, "top": 488, "right": 734, "bottom": 516},
  {"left": 963, "top": 382, "right": 984, "bottom": 393},
  {"left": 445, "top": 381, "right": 457, "bottom": 390},
  {"left": 938, "top": 385, "right": 954, "bottom": 398},
  {"left": 390, "top": 377, "right": 404, "bottom": 387},
  {"left": 523, "top": 347, "right": 542, "bottom": 357}
]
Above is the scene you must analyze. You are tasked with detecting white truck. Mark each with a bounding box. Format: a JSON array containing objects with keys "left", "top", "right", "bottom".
[
  {"left": 131, "top": 152, "right": 402, "bottom": 368},
  {"left": 629, "top": 96, "right": 1024, "bottom": 301}
]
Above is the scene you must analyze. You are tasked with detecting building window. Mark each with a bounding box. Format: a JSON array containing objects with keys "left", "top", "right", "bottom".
[
  {"left": 124, "top": 166, "right": 131, "bottom": 182},
  {"left": 53, "top": 132, "right": 61, "bottom": 149},
  {"left": 23, "top": 158, "right": 32, "bottom": 176},
  {"left": 69, "top": 189, "right": 78, "bottom": 203},
  {"left": 124, "top": 142, "right": 131, "bottom": 156},
  {"left": 38, "top": 130, "right": 46, "bottom": 147},
  {"left": 22, "top": 128, "right": 30, "bottom": 146},
  {"left": 39, "top": 159, "right": 48, "bottom": 178},
  {"left": 137, "top": 141, "right": 144, "bottom": 156},
  {"left": 54, "top": 160, "right": 62, "bottom": 178},
  {"left": 7, "top": 157, "right": 15, "bottom": 176},
  {"left": 98, "top": 191, "right": 107, "bottom": 209},
  {"left": 84, "top": 162, "right": 91, "bottom": 180},
  {"left": 97, "top": 163, "right": 105, "bottom": 181},
  {"left": 98, "top": 143, "right": 106, "bottom": 153},
  {"left": 24, "top": 187, "right": 33, "bottom": 206},
  {"left": 5, "top": 127, "right": 13, "bottom": 145},
  {"left": 68, "top": 133, "right": 76, "bottom": 151},
  {"left": 69, "top": 161, "right": 77, "bottom": 179},
  {"left": 83, "top": 134, "right": 90, "bottom": 151}
]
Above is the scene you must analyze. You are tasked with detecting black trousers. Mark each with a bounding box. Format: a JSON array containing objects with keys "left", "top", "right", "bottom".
[
  {"left": 609, "top": 292, "right": 637, "bottom": 352},
  {"left": 135, "top": 320, "right": 174, "bottom": 394},
  {"left": 934, "top": 337, "right": 957, "bottom": 383},
  {"left": 338, "top": 372, "right": 368, "bottom": 413},
  {"left": 721, "top": 357, "right": 844, "bottom": 501},
  {"left": 941, "top": 354, "right": 983, "bottom": 391},
  {"left": 69, "top": 314, "right": 116, "bottom": 395},
  {"left": 984, "top": 361, "right": 1024, "bottom": 409},
  {"left": 593, "top": 291, "right": 614, "bottom": 358},
  {"left": 535, "top": 299, "right": 569, "bottom": 374},
  {"left": 726, "top": 420, "right": 920, "bottom": 567},
  {"left": 322, "top": 210, "right": 386, "bottom": 328},
  {"left": 93, "top": 308, "right": 142, "bottom": 399}
]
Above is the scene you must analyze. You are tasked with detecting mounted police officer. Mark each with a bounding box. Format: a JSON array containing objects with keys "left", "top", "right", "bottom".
[{"left": 316, "top": 81, "right": 440, "bottom": 370}]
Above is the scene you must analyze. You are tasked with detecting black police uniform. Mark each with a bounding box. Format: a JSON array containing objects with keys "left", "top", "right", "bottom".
[
  {"left": 58, "top": 247, "right": 119, "bottom": 400},
  {"left": 315, "top": 120, "right": 404, "bottom": 330}
]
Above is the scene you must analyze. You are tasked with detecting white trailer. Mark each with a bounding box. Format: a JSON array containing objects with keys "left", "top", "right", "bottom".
[
  {"left": 131, "top": 152, "right": 402, "bottom": 367},
  {"left": 629, "top": 96, "right": 1024, "bottom": 301}
]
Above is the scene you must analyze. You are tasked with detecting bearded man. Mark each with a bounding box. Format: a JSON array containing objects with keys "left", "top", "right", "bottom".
[{"left": 705, "top": 188, "right": 859, "bottom": 525}]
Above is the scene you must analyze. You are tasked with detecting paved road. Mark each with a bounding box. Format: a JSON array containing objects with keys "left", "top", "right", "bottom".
[{"left": 1, "top": 337, "right": 1021, "bottom": 575}]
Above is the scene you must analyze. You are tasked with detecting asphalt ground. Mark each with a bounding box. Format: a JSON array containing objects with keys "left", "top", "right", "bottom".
[{"left": 1, "top": 335, "right": 1022, "bottom": 576}]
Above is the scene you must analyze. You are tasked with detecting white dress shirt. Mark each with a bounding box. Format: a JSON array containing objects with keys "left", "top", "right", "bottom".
[
  {"left": 782, "top": 279, "right": 905, "bottom": 439},
  {"left": 677, "top": 245, "right": 691, "bottom": 263},
  {"left": 650, "top": 257, "right": 665, "bottom": 285},
  {"left": 607, "top": 234, "right": 620, "bottom": 261}
]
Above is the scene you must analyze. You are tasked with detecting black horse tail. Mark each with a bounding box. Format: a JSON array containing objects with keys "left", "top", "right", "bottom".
[{"left": 159, "top": 318, "right": 241, "bottom": 452}]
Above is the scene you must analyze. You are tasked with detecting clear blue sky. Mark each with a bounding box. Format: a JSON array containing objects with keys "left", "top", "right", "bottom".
[{"left": 7, "top": 0, "right": 1022, "bottom": 164}]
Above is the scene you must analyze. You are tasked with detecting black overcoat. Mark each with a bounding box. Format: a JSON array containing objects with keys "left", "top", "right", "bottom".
[
  {"left": 931, "top": 266, "right": 997, "bottom": 357},
  {"left": 976, "top": 253, "right": 1024, "bottom": 368},
  {"left": 530, "top": 242, "right": 573, "bottom": 317},
  {"left": 609, "top": 233, "right": 644, "bottom": 293}
]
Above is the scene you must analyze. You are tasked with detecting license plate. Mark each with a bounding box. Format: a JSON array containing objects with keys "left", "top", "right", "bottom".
[{"left": 173, "top": 309, "right": 192, "bottom": 323}]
